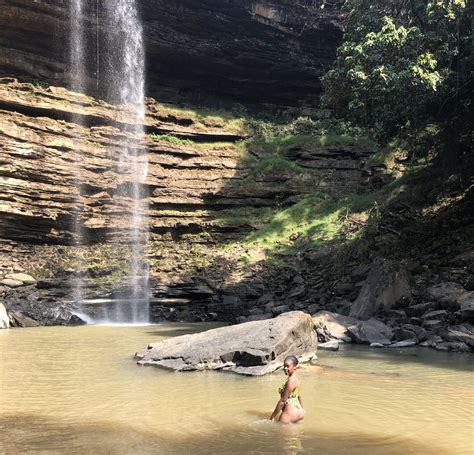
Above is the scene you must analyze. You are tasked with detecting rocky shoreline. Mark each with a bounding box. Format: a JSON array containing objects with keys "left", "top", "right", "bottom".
[{"left": 2, "top": 252, "right": 473, "bottom": 353}]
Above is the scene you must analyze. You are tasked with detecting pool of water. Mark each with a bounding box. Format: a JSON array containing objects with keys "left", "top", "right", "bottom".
[{"left": 0, "top": 324, "right": 472, "bottom": 454}]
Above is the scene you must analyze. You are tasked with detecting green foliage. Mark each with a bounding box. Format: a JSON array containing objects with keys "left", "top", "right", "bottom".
[
  {"left": 150, "top": 103, "right": 247, "bottom": 134},
  {"left": 29, "top": 79, "right": 49, "bottom": 89},
  {"left": 244, "top": 116, "right": 372, "bottom": 143},
  {"left": 245, "top": 193, "right": 344, "bottom": 252},
  {"left": 239, "top": 157, "right": 438, "bottom": 257},
  {"left": 322, "top": 0, "right": 472, "bottom": 157},
  {"left": 148, "top": 134, "right": 194, "bottom": 146},
  {"left": 250, "top": 155, "right": 303, "bottom": 175},
  {"left": 250, "top": 134, "right": 374, "bottom": 156}
]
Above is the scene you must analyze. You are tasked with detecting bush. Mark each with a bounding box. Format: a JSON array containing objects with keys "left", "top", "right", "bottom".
[{"left": 148, "top": 134, "right": 194, "bottom": 146}]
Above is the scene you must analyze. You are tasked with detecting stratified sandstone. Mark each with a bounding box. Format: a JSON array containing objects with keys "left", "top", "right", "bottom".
[{"left": 0, "top": 79, "right": 371, "bottom": 247}]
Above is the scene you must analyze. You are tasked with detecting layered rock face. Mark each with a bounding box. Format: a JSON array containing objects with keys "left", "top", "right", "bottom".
[
  {"left": 0, "top": 78, "right": 372, "bottom": 323},
  {"left": 0, "top": 79, "right": 371, "bottom": 249},
  {"left": 0, "top": 0, "right": 344, "bottom": 107}
]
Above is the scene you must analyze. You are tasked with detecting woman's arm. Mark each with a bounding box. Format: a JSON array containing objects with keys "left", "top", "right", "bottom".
[
  {"left": 269, "top": 378, "right": 296, "bottom": 421},
  {"left": 269, "top": 399, "right": 284, "bottom": 421}
]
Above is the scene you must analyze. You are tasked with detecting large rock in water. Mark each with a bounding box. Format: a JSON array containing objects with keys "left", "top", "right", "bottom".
[
  {"left": 135, "top": 311, "right": 317, "bottom": 376},
  {"left": 313, "top": 310, "right": 359, "bottom": 342}
]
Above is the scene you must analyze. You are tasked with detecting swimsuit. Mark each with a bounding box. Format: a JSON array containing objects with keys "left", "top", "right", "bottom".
[{"left": 279, "top": 379, "right": 303, "bottom": 410}]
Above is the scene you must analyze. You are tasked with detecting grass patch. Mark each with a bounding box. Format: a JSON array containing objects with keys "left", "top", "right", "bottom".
[
  {"left": 237, "top": 162, "right": 433, "bottom": 259},
  {"left": 250, "top": 155, "right": 305, "bottom": 176},
  {"left": 245, "top": 193, "right": 344, "bottom": 252},
  {"left": 214, "top": 207, "right": 274, "bottom": 227},
  {"left": 149, "top": 134, "right": 194, "bottom": 146},
  {"left": 149, "top": 103, "right": 247, "bottom": 134}
]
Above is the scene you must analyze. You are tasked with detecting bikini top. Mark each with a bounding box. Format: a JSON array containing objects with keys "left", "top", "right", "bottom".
[{"left": 279, "top": 378, "right": 300, "bottom": 398}]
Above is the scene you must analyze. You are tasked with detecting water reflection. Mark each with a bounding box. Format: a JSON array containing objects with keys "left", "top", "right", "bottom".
[
  {"left": 0, "top": 413, "right": 453, "bottom": 455},
  {"left": 326, "top": 343, "right": 474, "bottom": 372}
]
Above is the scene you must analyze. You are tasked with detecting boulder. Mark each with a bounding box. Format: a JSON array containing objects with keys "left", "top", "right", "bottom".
[
  {"left": 257, "top": 293, "right": 274, "bottom": 305},
  {"left": 456, "top": 300, "right": 474, "bottom": 323},
  {"left": 350, "top": 264, "right": 371, "bottom": 281},
  {"left": 420, "top": 334, "right": 444, "bottom": 348},
  {"left": 426, "top": 282, "right": 473, "bottom": 311},
  {"left": 386, "top": 309, "right": 406, "bottom": 320},
  {"left": 347, "top": 319, "right": 393, "bottom": 345},
  {"left": 449, "top": 251, "right": 474, "bottom": 266},
  {"left": 248, "top": 308, "right": 264, "bottom": 316},
  {"left": 5, "top": 273, "right": 36, "bottom": 285},
  {"left": 312, "top": 311, "right": 358, "bottom": 342},
  {"left": 444, "top": 324, "right": 474, "bottom": 350},
  {"left": 287, "top": 285, "right": 306, "bottom": 299},
  {"left": 406, "top": 302, "right": 438, "bottom": 317},
  {"left": 464, "top": 276, "right": 474, "bottom": 292},
  {"left": 237, "top": 313, "right": 272, "bottom": 323},
  {"left": 392, "top": 327, "right": 417, "bottom": 342},
  {"left": 0, "top": 279, "right": 23, "bottom": 288},
  {"left": 0, "top": 302, "right": 9, "bottom": 329},
  {"left": 318, "top": 340, "right": 340, "bottom": 351},
  {"left": 272, "top": 304, "right": 290, "bottom": 316},
  {"left": 422, "top": 310, "right": 448, "bottom": 321},
  {"left": 350, "top": 259, "right": 411, "bottom": 320},
  {"left": 435, "top": 342, "right": 470, "bottom": 352},
  {"left": 423, "top": 319, "right": 445, "bottom": 331},
  {"left": 400, "top": 324, "right": 427, "bottom": 342},
  {"left": 8, "top": 310, "right": 40, "bottom": 328},
  {"left": 135, "top": 311, "right": 317, "bottom": 376}
]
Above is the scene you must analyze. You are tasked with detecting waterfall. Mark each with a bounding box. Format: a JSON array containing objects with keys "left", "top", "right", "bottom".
[
  {"left": 69, "top": 0, "right": 86, "bottom": 307},
  {"left": 69, "top": 0, "right": 149, "bottom": 324}
]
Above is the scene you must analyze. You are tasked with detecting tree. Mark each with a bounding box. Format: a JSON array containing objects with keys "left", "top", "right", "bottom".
[{"left": 322, "top": 0, "right": 472, "bottom": 162}]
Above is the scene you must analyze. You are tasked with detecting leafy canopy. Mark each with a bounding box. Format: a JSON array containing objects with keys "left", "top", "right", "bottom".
[{"left": 322, "top": 0, "right": 472, "bottom": 154}]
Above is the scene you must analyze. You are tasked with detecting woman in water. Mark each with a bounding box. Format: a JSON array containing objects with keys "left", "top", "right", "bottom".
[{"left": 270, "top": 355, "right": 305, "bottom": 424}]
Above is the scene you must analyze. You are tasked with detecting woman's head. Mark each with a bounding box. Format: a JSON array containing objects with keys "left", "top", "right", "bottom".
[{"left": 283, "top": 355, "right": 298, "bottom": 375}]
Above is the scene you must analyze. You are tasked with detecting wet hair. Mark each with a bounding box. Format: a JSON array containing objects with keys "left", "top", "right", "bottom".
[{"left": 284, "top": 355, "right": 298, "bottom": 366}]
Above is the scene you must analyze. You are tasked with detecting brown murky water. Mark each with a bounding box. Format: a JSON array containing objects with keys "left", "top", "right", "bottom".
[{"left": 0, "top": 324, "right": 473, "bottom": 454}]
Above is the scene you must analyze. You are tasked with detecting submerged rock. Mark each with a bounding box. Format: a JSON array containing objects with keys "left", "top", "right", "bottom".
[
  {"left": 318, "top": 340, "right": 340, "bottom": 351},
  {"left": 135, "top": 311, "right": 317, "bottom": 376},
  {"left": 388, "top": 340, "right": 417, "bottom": 348}
]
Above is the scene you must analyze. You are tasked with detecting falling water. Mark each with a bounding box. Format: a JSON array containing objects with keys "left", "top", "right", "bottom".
[
  {"left": 69, "top": 0, "right": 149, "bottom": 323},
  {"left": 104, "top": 0, "right": 149, "bottom": 323},
  {"left": 69, "top": 0, "right": 86, "bottom": 307}
]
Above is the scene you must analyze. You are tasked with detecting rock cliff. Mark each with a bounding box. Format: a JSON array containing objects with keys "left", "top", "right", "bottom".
[
  {"left": 0, "top": 77, "right": 373, "bottom": 324},
  {"left": 0, "top": 78, "right": 370, "bottom": 248},
  {"left": 0, "top": 0, "right": 344, "bottom": 107}
]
